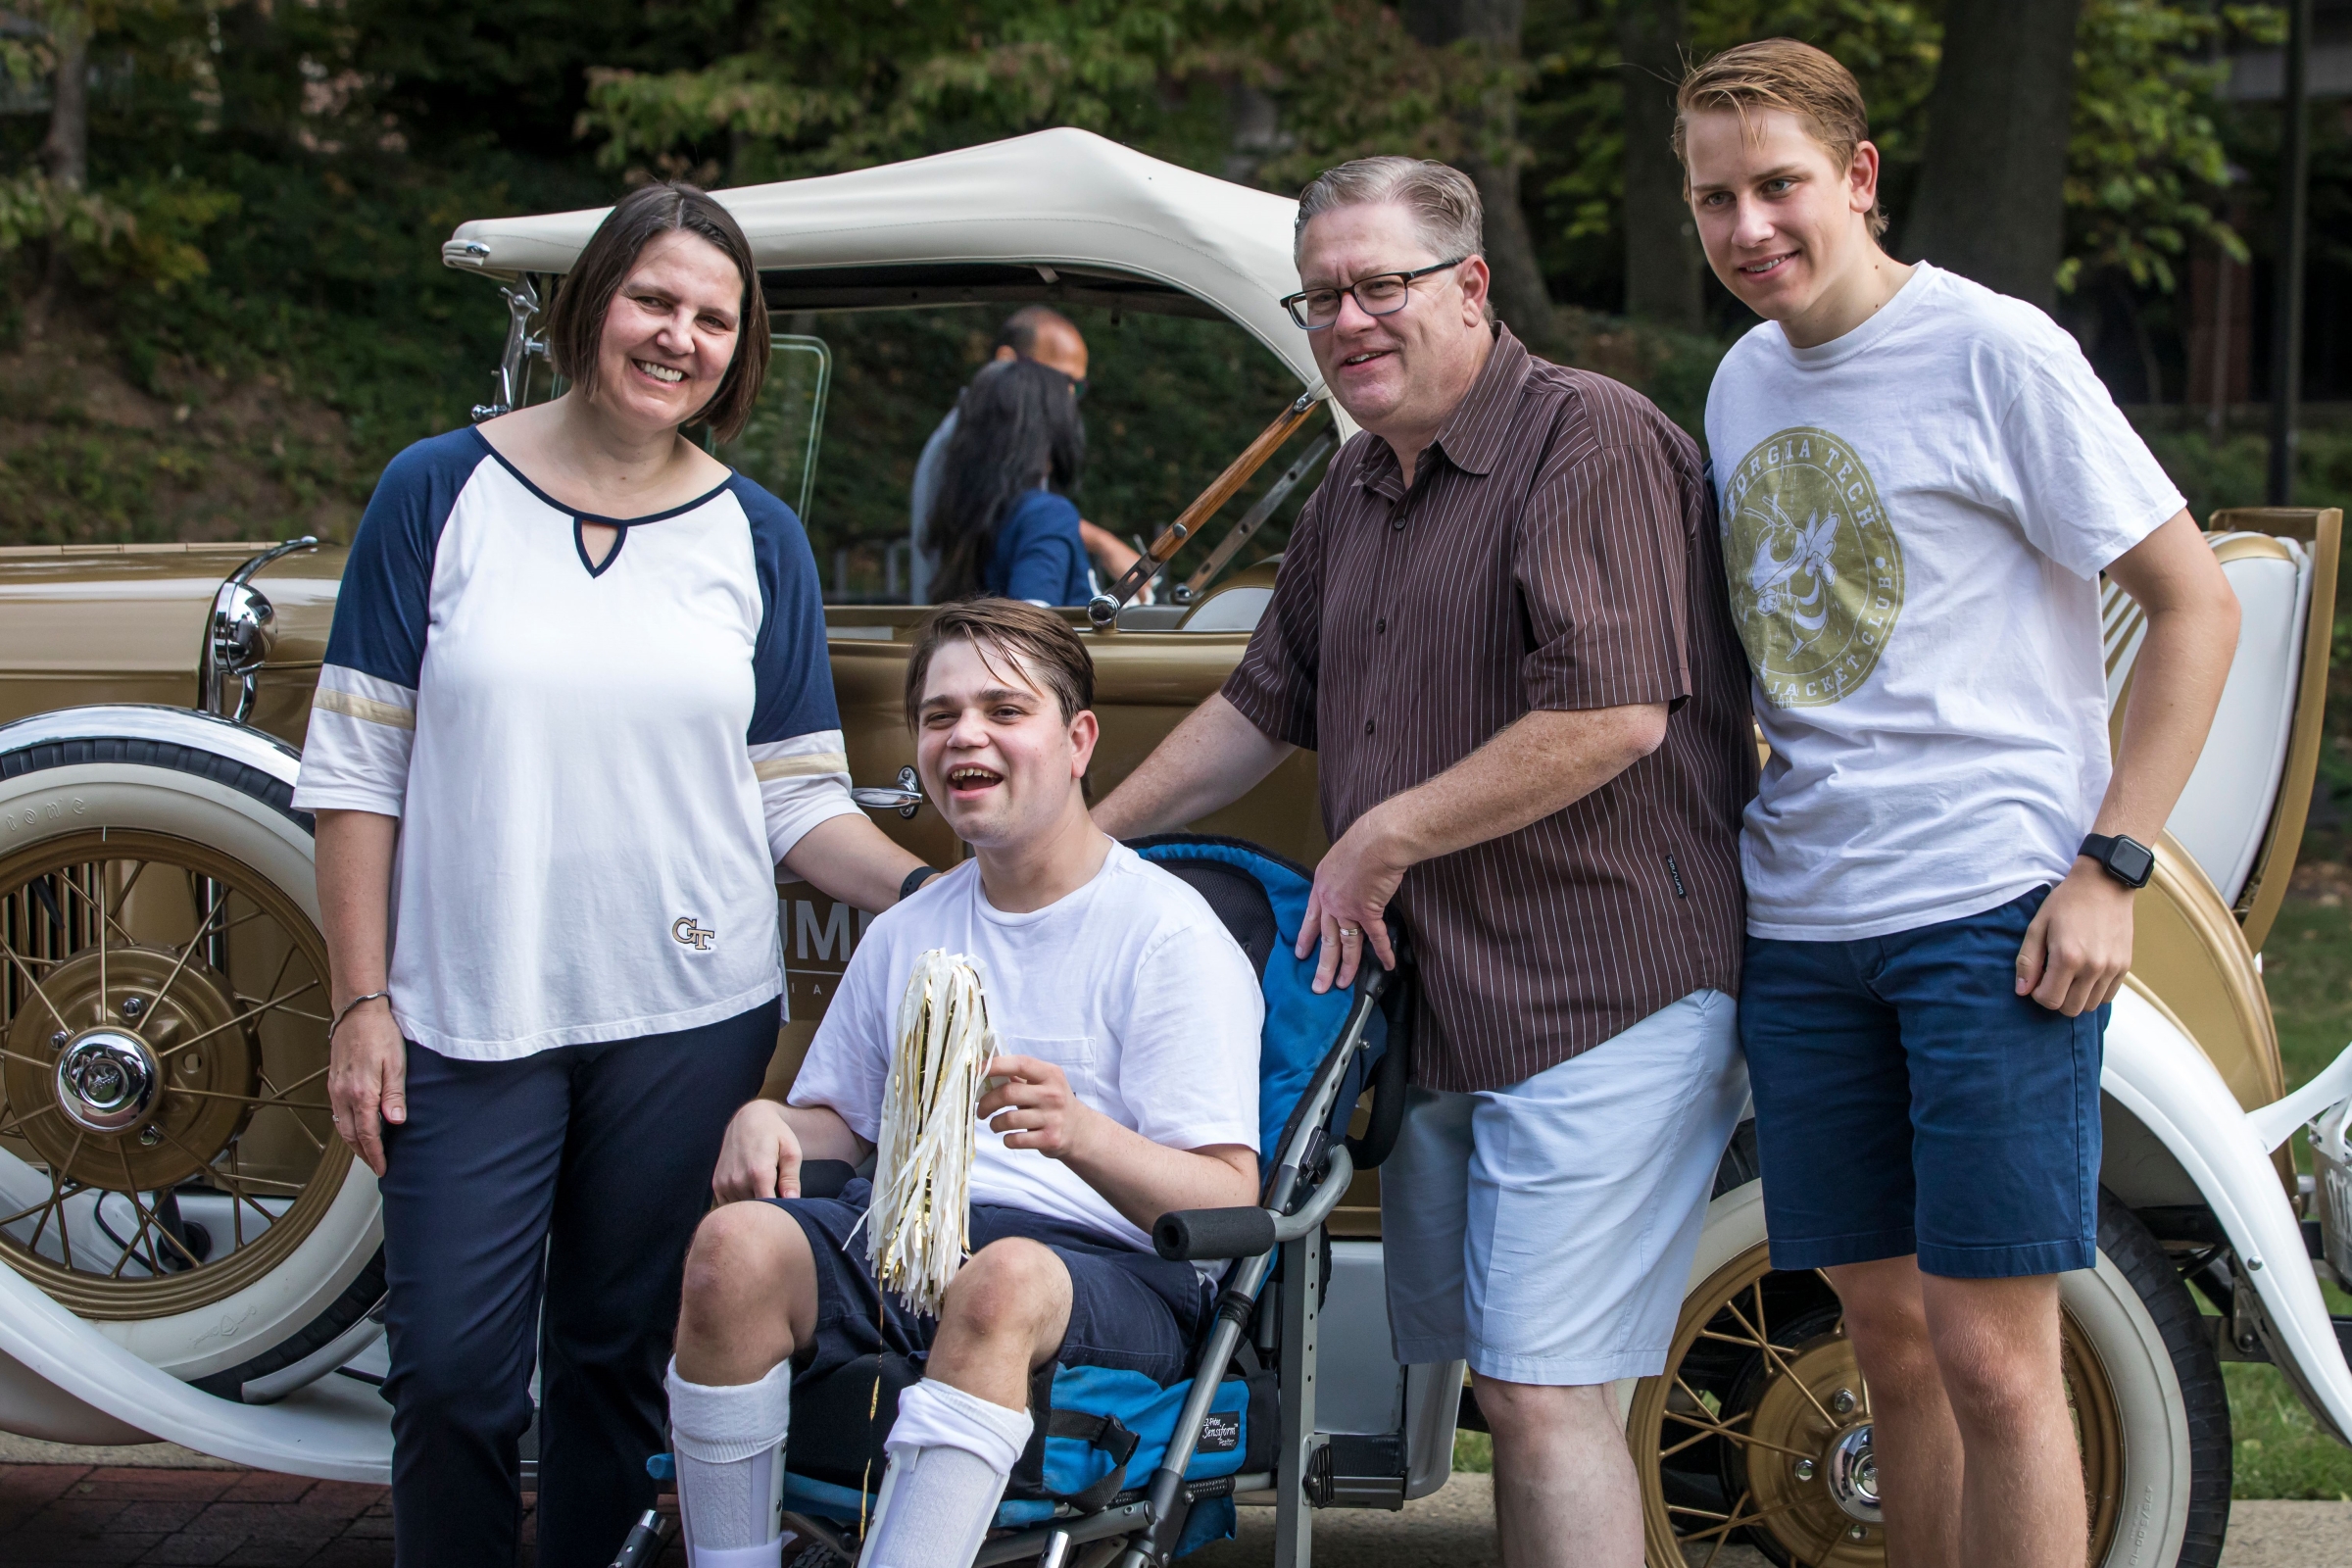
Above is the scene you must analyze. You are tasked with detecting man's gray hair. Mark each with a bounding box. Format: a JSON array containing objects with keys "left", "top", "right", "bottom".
[{"left": 1293, "top": 157, "right": 1485, "bottom": 264}]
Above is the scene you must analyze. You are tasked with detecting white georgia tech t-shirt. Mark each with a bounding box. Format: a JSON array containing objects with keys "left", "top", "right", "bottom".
[
  {"left": 1704, "top": 263, "right": 2184, "bottom": 941},
  {"left": 789, "top": 843, "right": 1264, "bottom": 1253}
]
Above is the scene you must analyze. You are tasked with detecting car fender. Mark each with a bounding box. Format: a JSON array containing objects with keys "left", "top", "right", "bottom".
[
  {"left": 0, "top": 703, "right": 303, "bottom": 785},
  {"left": 2101, "top": 985, "right": 2352, "bottom": 1441},
  {"left": 0, "top": 1254, "right": 394, "bottom": 1479}
]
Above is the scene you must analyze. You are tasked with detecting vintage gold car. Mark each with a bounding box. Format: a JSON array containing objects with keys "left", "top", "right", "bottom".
[{"left": 1, "top": 129, "right": 2349, "bottom": 1568}]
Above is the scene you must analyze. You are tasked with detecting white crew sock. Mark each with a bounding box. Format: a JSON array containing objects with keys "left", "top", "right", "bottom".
[
  {"left": 666, "top": 1356, "right": 793, "bottom": 1568},
  {"left": 859, "top": 1378, "right": 1035, "bottom": 1568}
]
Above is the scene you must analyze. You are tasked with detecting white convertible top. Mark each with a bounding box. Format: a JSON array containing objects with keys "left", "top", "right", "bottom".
[{"left": 442, "top": 127, "right": 1324, "bottom": 391}]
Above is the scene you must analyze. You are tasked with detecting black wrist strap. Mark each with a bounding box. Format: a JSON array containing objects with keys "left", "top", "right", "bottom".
[{"left": 899, "top": 864, "right": 943, "bottom": 902}]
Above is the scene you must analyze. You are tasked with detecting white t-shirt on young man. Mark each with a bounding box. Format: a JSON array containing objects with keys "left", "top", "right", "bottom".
[
  {"left": 1704, "top": 262, "right": 2185, "bottom": 942},
  {"left": 789, "top": 842, "right": 1264, "bottom": 1253}
]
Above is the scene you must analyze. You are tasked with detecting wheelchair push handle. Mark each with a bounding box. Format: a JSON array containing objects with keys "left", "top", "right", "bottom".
[
  {"left": 1153, "top": 1205, "right": 1277, "bottom": 1262},
  {"left": 1152, "top": 1147, "right": 1354, "bottom": 1261}
]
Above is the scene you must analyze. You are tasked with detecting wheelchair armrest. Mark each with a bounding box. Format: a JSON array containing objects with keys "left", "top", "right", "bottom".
[{"left": 1152, "top": 1147, "right": 1354, "bottom": 1261}]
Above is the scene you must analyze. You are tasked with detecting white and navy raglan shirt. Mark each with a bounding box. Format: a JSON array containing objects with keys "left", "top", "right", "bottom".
[{"left": 291, "top": 428, "right": 859, "bottom": 1060}]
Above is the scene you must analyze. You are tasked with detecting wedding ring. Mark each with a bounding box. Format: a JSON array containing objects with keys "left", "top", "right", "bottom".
[{"left": 1340, "top": 925, "right": 1361, "bottom": 939}]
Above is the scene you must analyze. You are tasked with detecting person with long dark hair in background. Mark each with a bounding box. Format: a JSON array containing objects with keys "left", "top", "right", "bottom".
[{"left": 922, "top": 357, "right": 1097, "bottom": 606}]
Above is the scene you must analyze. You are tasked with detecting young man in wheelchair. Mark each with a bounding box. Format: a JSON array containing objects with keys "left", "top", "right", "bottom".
[{"left": 663, "top": 599, "right": 1267, "bottom": 1568}]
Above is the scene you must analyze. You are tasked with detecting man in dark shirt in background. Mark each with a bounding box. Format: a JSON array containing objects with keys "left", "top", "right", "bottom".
[{"left": 1094, "top": 158, "right": 1754, "bottom": 1568}]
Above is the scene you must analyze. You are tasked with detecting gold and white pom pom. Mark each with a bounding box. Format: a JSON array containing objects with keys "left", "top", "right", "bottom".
[{"left": 866, "top": 950, "right": 996, "bottom": 1317}]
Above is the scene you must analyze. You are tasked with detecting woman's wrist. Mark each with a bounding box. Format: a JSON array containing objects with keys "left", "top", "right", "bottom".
[
  {"left": 331, "top": 976, "right": 390, "bottom": 1011},
  {"left": 329, "top": 991, "right": 392, "bottom": 1042}
]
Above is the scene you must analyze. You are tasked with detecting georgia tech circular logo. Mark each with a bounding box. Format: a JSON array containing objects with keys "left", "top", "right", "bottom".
[{"left": 1722, "top": 426, "right": 1902, "bottom": 709}]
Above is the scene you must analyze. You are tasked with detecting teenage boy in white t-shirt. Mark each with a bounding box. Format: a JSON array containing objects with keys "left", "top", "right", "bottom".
[
  {"left": 658, "top": 599, "right": 1262, "bottom": 1568},
  {"left": 1677, "top": 39, "right": 2239, "bottom": 1568}
]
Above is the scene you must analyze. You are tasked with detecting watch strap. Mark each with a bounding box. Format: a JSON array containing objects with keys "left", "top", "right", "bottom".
[{"left": 899, "top": 864, "right": 944, "bottom": 902}]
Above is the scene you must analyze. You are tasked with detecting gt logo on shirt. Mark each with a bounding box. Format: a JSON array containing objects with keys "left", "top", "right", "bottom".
[{"left": 671, "top": 917, "right": 716, "bottom": 952}]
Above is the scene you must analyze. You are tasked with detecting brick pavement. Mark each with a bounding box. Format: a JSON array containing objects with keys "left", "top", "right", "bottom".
[
  {"left": 0, "top": 1465, "right": 694, "bottom": 1567},
  {"left": 10, "top": 1464, "right": 2347, "bottom": 1566}
]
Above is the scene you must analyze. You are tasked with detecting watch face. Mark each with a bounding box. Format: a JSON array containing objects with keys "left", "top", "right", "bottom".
[{"left": 2110, "top": 837, "right": 2156, "bottom": 887}]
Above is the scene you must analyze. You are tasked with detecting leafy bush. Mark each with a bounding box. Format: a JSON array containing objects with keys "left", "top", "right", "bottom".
[
  {"left": 0, "top": 172, "right": 236, "bottom": 297},
  {"left": 2135, "top": 424, "right": 2352, "bottom": 523}
]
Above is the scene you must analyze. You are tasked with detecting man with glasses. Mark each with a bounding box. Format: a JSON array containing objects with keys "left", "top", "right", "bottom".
[{"left": 1095, "top": 157, "right": 1754, "bottom": 1568}]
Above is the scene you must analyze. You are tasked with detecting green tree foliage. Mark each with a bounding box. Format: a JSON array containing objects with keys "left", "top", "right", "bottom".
[
  {"left": 0, "top": 0, "right": 2297, "bottom": 547},
  {"left": 1521, "top": 0, "right": 2262, "bottom": 317},
  {"left": 584, "top": 0, "right": 1205, "bottom": 182},
  {"left": 1, "top": 12, "right": 52, "bottom": 95},
  {"left": 3, "top": 0, "right": 670, "bottom": 445},
  {"left": 576, "top": 0, "right": 1507, "bottom": 189},
  {"left": 1521, "top": 1, "right": 1940, "bottom": 318},
  {"left": 2059, "top": 1, "right": 2278, "bottom": 294}
]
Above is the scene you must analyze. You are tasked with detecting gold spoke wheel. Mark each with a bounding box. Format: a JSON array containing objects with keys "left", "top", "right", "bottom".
[
  {"left": 1632, "top": 1244, "right": 2124, "bottom": 1567},
  {"left": 0, "top": 829, "right": 346, "bottom": 1319}
]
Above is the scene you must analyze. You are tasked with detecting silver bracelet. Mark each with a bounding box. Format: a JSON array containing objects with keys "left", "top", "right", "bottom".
[{"left": 330, "top": 991, "right": 391, "bottom": 1042}]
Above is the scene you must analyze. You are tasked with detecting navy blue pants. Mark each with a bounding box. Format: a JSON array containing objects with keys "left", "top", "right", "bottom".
[{"left": 377, "top": 1000, "right": 778, "bottom": 1568}]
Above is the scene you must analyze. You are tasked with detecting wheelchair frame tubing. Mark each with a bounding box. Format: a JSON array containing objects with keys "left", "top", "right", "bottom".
[
  {"left": 1118, "top": 981, "right": 1383, "bottom": 1565},
  {"left": 1275, "top": 1225, "right": 1323, "bottom": 1568}
]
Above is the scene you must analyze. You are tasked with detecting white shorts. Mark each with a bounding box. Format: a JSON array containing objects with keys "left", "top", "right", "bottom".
[{"left": 1382, "top": 988, "right": 1747, "bottom": 1385}]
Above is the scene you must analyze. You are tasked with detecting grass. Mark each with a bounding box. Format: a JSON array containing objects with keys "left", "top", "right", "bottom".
[
  {"left": 2259, "top": 899, "right": 2352, "bottom": 1092},
  {"left": 1446, "top": 897, "right": 2352, "bottom": 1491},
  {"left": 2229, "top": 1353, "right": 2352, "bottom": 1501},
  {"left": 2230, "top": 897, "right": 2352, "bottom": 1499}
]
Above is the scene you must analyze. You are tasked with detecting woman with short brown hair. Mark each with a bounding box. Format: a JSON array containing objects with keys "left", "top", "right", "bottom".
[{"left": 296, "top": 182, "right": 926, "bottom": 1566}]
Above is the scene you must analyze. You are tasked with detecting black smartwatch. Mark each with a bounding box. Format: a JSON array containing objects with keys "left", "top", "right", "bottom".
[
  {"left": 2079, "top": 833, "right": 2155, "bottom": 890},
  {"left": 898, "top": 864, "right": 944, "bottom": 902}
]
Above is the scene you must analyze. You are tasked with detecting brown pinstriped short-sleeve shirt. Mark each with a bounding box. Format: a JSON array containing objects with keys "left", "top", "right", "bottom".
[{"left": 1223, "top": 326, "right": 1755, "bottom": 1093}]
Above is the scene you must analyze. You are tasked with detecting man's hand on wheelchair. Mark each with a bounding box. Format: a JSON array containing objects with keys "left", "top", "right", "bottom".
[
  {"left": 712, "top": 1100, "right": 804, "bottom": 1202},
  {"left": 980, "top": 1054, "right": 1100, "bottom": 1163}
]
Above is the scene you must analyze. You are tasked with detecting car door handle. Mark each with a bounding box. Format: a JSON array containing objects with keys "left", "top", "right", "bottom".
[{"left": 851, "top": 765, "right": 924, "bottom": 818}]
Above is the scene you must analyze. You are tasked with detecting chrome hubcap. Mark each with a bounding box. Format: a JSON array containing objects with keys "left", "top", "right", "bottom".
[
  {"left": 1826, "top": 1420, "right": 1883, "bottom": 1523},
  {"left": 54, "top": 1028, "right": 160, "bottom": 1134}
]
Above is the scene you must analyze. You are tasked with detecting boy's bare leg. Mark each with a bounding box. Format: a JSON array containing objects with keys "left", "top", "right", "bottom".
[
  {"left": 1830, "top": 1257, "right": 1962, "bottom": 1568},
  {"left": 1475, "top": 1377, "right": 1642, "bottom": 1568},
  {"left": 675, "top": 1200, "right": 820, "bottom": 1384},
  {"left": 1923, "top": 1272, "right": 2083, "bottom": 1568},
  {"left": 1833, "top": 1258, "right": 2082, "bottom": 1568},
  {"left": 923, "top": 1237, "right": 1076, "bottom": 1403}
]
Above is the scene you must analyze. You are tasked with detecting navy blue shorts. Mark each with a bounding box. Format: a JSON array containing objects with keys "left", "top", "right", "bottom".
[
  {"left": 768, "top": 1182, "right": 1211, "bottom": 1386},
  {"left": 1740, "top": 887, "right": 2104, "bottom": 1279}
]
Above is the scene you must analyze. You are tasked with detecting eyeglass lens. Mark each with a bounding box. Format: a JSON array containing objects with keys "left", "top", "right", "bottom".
[{"left": 1298, "top": 274, "right": 1412, "bottom": 327}]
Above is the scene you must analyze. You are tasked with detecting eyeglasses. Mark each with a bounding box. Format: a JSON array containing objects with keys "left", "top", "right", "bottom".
[{"left": 1280, "top": 259, "right": 1468, "bottom": 330}]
